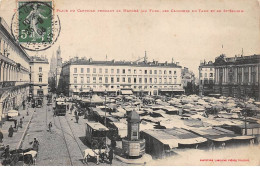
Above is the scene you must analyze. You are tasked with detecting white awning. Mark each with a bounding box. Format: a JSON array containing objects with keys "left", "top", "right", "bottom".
[
  {"left": 160, "top": 139, "right": 179, "bottom": 148},
  {"left": 177, "top": 137, "right": 207, "bottom": 145},
  {"left": 160, "top": 88, "right": 185, "bottom": 92},
  {"left": 212, "top": 137, "right": 233, "bottom": 142},
  {"left": 232, "top": 135, "right": 255, "bottom": 140},
  {"left": 121, "top": 90, "right": 133, "bottom": 95}
]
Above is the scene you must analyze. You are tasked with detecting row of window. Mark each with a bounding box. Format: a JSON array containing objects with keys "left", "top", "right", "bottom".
[
  {"left": 200, "top": 73, "right": 214, "bottom": 78},
  {"left": 200, "top": 68, "right": 213, "bottom": 71},
  {"left": 73, "top": 67, "right": 177, "bottom": 75},
  {"left": 73, "top": 85, "right": 177, "bottom": 89},
  {"left": 73, "top": 76, "right": 178, "bottom": 84},
  {"left": 217, "top": 73, "right": 257, "bottom": 84},
  {"left": 218, "top": 66, "right": 257, "bottom": 74}
]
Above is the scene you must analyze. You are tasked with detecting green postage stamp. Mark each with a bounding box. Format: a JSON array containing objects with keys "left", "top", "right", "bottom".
[
  {"left": 19, "top": 1, "right": 52, "bottom": 43},
  {"left": 11, "top": 0, "right": 61, "bottom": 51}
]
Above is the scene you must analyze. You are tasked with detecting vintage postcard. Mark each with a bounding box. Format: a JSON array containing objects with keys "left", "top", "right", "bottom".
[{"left": 0, "top": 0, "right": 259, "bottom": 166}]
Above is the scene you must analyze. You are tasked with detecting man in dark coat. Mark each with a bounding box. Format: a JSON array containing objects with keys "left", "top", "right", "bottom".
[
  {"left": 14, "top": 120, "right": 17, "bottom": 129},
  {"left": 19, "top": 118, "right": 23, "bottom": 128},
  {"left": 4, "top": 145, "right": 10, "bottom": 159},
  {"left": 0, "top": 130, "right": 3, "bottom": 143},
  {"left": 108, "top": 148, "right": 114, "bottom": 165},
  {"left": 8, "top": 125, "right": 14, "bottom": 137},
  {"left": 32, "top": 138, "right": 39, "bottom": 151},
  {"left": 48, "top": 122, "right": 52, "bottom": 132},
  {"left": 23, "top": 101, "right": 26, "bottom": 110}
]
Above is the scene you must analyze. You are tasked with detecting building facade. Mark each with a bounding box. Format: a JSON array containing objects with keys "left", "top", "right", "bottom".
[
  {"left": 181, "top": 67, "right": 198, "bottom": 95},
  {"left": 60, "top": 58, "right": 184, "bottom": 96},
  {"left": 0, "top": 17, "right": 30, "bottom": 122},
  {"left": 198, "top": 61, "right": 215, "bottom": 96},
  {"left": 30, "top": 56, "right": 49, "bottom": 98},
  {"left": 214, "top": 54, "right": 260, "bottom": 100}
]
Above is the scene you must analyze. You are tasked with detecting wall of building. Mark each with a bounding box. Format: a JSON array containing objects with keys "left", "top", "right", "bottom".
[
  {"left": 198, "top": 65, "right": 215, "bottom": 96},
  {"left": 0, "top": 17, "right": 30, "bottom": 122},
  {"left": 61, "top": 63, "right": 183, "bottom": 96},
  {"left": 30, "top": 61, "right": 49, "bottom": 97},
  {"left": 214, "top": 57, "right": 260, "bottom": 100}
]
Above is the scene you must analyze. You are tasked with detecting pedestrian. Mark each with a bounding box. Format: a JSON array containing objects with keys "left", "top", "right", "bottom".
[
  {"left": 74, "top": 109, "right": 78, "bottom": 116},
  {"left": 32, "top": 138, "right": 39, "bottom": 151},
  {"left": 48, "top": 122, "right": 52, "bottom": 132},
  {"left": 8, "top": 125, "right": 14, "bottom": 137},
  {"left": 19, "top": 118, "right": 23, "bottom": 128},
  {"left": 0, "top": 130, "right": 3, "bottom": 143},
  {"left": 75, "top": 114, "right": 79, "bottom": 123},
  {"left": 4, "top": 145, "right": 10, "bottom": 159},
  {"left": 14, "top": 120, "right": 17, "bottom": 129},
  {"left": 108, "top": 147, "right": 114, "bottom": 165},
  {"left": 23, "top": 101, "right": 25, "bottom": 110}
]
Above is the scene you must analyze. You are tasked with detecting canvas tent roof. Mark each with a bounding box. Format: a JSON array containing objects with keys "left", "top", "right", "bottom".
[
  {"left": 187, "top": 126, "right": 238, "bottom": 141},
  {"left": 142, "top": 128, "right": 207, "bottom": 148},
  {"left": 91, "top": 95, "right": 104, "bottom": 103}
]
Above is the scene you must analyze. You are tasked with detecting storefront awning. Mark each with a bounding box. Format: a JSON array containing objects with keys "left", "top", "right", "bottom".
[
  {"left": 121, "top": 90, "right": 133, "bottom": 95},
  {"left": 159, "top": 88, "right": 184, "bottom": 92}
]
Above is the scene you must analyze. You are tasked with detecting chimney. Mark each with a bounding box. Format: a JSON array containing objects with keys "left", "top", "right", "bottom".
[
  {"left": 176, "top": 62, "right": 179, "bottom": 66},
  {"left": 165, "top": 61, "right": 168, "bottom": 65},
  {"left": 89, "top": 58, "right": 93, "bottom": 62}
]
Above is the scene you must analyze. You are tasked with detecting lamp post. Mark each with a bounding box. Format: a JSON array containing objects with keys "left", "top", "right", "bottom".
[
  {"left": 242, "top": 106, "right": 249, "bottom": 135},
  {"left": 89, "top": 88, "right": 93, "bottom": 107},
  {"left": 104, "top": 90, "right": 107, "bottom": 127}
]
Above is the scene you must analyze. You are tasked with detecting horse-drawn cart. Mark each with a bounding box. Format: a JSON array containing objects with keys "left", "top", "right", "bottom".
[{"left": 1, "top": 148, "right": 37, "bottom": 166}]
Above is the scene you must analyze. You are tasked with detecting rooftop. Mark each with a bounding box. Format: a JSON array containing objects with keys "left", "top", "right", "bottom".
[
  {"left": 214, "top": 54, "right": 260, "bottom": 66},
  {"left": 63, "top": 57, "right": 182, "bottom": 68}
]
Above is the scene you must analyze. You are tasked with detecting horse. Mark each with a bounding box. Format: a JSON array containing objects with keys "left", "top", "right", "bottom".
[
  {"left": 23, "top": 150, "right": 37, "bottom": 165},
  {"left": 83, "top": 149, "right": 107, "bottom": 165},
  {"left": 1, "top": 148, "right": 37, "bottom": 166}
]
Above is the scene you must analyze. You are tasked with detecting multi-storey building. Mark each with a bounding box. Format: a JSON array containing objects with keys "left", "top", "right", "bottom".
[
  {"left": 214, "top": 54, "right": 260, "bottom": 100},
  {"left": 0, "top": 17, "right": 30, "bottom": 123},
  {"left": 60, "top": 57, "right": 184, "bottom": 96},
  {"left": 30, "top": 56, "right": 49, "bottom": 98},
  {"left": 181, "top": 67, "right": 198, "bottom": 95},
  {"left": 198, "top": 61, "right": 214, "bottom": 96}
]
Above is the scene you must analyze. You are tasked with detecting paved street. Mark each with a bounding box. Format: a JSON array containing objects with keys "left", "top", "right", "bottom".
[
  {"left": 1, "top": 106, "right": 33, "bottom": 150},
  {"left": 17, "top": 98, "right": 127, "bottom": 166}
]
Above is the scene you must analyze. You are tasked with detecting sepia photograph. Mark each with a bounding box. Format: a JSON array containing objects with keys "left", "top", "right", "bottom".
[{"left": 0, "top": 0, "right": 259, "bottom": 166}]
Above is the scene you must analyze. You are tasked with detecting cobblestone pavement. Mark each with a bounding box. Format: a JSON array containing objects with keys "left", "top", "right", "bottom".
[
  {"left": 22, "top": 99, "right": 72, "bottom": 165},
  {"left": 63, "top": 107, "right": 128, "bottom": 166},
  {"left": 21, "top": 99, "right": 127, "bottom": 166}
]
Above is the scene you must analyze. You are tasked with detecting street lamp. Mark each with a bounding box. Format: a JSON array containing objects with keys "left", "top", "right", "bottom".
[
  {"left": 104, "top": 90, "right": 107, "bottom": 127},
  {"left": 104, "top": 89, "right": 108, "bottom": 148},
  {"left": 242, "top": 106, "right": 249, "bottom": 135},
  {"left": 89, "top": 88, "right": 93, "bottom": 106}
]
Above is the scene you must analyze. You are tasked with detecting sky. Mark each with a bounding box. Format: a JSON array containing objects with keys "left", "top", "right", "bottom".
[{"left": 0, "top": 0, "right": 260, "bottom": 76}]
